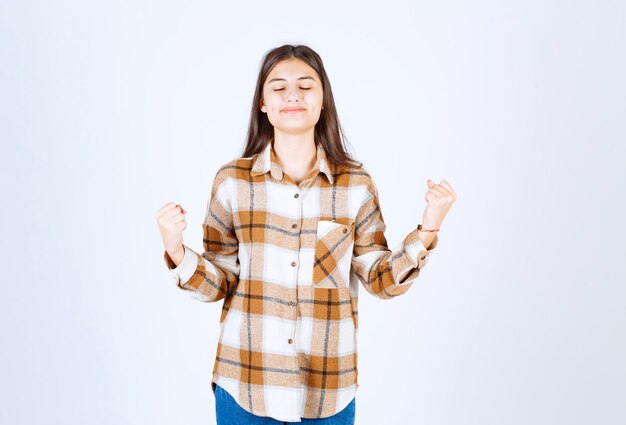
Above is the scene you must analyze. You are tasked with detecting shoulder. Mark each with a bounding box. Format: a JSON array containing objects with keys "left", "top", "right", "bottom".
[
  {"left": 337, "top": 161, "right": 378, "bottom": 196},
  {"left": 208, "top": 157, "right": 244, "bottom": 198},
  {"left": 212, "top": 153, "right": 258, "bottom": 185},
  {"left": 211, "top": 159, "right": 234, "bottom": 186}
]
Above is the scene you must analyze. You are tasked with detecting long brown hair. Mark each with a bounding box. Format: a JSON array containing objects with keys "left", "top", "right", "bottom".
[{"left": 241, "top": 44, "right": 362, "bottom": 169}]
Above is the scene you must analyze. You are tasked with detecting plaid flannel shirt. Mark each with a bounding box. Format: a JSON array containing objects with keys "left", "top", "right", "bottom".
[{"left": 163, "top": 140, "right": 439, "bottom": 422}]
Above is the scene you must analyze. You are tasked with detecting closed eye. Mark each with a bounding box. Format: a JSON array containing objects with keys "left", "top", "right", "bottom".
[{"left": 273, "top": 87, "right": 312, "bottom": 91}]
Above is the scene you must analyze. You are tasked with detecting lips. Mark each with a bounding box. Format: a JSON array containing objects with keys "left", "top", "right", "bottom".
[{"left": 281, "top": 107, "right": 305, "bottom": 113}]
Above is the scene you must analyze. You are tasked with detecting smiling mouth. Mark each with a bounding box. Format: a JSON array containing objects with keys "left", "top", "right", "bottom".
[{"left": 282, "top": 107, "right": 305, "bottom": 113}]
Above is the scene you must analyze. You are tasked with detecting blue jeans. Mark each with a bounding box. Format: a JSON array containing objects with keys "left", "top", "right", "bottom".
[{"left": 214, "top": 383, "right": 356, "bottom": 425}]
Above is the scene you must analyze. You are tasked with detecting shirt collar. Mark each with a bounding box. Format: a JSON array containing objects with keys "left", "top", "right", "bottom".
[{"left": 250, "top": 139, "right": 334, "bottom": 184}]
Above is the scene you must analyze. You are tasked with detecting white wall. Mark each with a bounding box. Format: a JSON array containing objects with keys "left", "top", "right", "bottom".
[{"left": 1, "top": 1, "right": 624, "bottom": 424}]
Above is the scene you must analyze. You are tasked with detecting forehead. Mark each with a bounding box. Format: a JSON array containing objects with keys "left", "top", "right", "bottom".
[{"left": 265, "top": 58, "right": 320, "bottom": 83}]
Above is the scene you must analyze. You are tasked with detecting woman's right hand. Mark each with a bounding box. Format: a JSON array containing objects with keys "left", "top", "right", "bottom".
[{"left": 156, "top": 202, "right": 188, "bottom": 266}]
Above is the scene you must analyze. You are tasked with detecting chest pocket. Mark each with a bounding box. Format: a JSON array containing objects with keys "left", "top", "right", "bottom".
[{"left": 312, "top": 219, "right": 355, "bottom": 288}]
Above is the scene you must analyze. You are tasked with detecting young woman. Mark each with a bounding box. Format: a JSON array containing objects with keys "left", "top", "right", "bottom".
[{"left": 156, "top": 44, "right": 456, "bottom": 424}]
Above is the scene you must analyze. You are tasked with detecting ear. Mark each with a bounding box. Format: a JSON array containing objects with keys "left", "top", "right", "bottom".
[{"left": 260, "top": 99, "right": 266, "bottom": 113}]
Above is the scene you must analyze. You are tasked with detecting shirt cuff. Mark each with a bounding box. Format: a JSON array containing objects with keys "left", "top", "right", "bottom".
[
  {"left": 396, "top": 230, "right": 439, "bottom": 286},
  {"left": 163, "top": 245, "right": 198, "bottom": 285}
]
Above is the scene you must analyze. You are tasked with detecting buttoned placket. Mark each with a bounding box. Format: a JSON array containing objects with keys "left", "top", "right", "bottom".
[
  {"left": 292, "top": 185, "right": 305, "bottom": 402},
  {"left": 291, "top": 187, "right": 302, "bottom": 337}
]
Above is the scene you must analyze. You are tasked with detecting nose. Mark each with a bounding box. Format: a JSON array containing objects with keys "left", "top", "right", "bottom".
[{"left": 285, "top": 88, "right": 300, "bottom": 103}]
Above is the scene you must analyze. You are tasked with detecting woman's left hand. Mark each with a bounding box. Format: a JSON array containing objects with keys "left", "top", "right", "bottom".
[{"left": 421, "top": 179, "right": 457, "bottom": 230}]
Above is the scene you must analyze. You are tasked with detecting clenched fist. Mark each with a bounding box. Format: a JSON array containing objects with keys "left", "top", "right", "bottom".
[
  {"left": 419, "top": 179, "right": 457, "bottom": 248},
  {"left": 422, "top": 179, "right": 456, "bottom": 226},
  {"left": 156, "top": 202, "right": 188, "bottom": 266}
]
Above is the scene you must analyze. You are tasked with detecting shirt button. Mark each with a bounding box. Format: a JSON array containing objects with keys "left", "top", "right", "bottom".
[
  {"left": 288, "top": 301, "right": 295, "bottom": 307},
  {"left": 294, "top": 193, "right": 299, "bottom": 198},
  {"left": 288, "top": 338, "right": 293, "bottom": 344},
  {"left": 291, "top": 261, "right": 297, "bottom": 267},
  {"left": 343, "top": 228, "right": 348, "bottom": 233},
  {"left": 292, "top": 223, "right": 297, "bottom": 229}
]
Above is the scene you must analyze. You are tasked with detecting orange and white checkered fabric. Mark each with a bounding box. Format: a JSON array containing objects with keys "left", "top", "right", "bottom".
[{"left": 164, "top": 140, "right": 438, "bottom": 422}]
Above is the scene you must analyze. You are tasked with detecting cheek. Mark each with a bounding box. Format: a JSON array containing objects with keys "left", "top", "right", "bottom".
[
  {"left": 309, "top": 92, "right": 324, "bottom": 108},
  {"left": 265, "top": 96, "right": 282, "bottom": 112}
]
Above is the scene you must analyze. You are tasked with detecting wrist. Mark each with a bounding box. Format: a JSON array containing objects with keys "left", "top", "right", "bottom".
[
  {"left": 417, "top": 223, "right": 440, "bottom": 232},
  {"left": 167, "top": 246, "right": 185, "bottom": 267},
  {"left": 417, "top": 227, "right": 437, "bottom": 250}
]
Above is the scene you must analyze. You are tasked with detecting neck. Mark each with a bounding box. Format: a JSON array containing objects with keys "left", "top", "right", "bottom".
[{"left": 271, "top": 129, "right": 317, "bottom": 171}]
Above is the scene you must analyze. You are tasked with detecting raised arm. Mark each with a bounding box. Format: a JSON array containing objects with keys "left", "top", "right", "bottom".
[
  {"left": 161, "top": 166, "right": 240, "bottom": 302},
  {"left": 350, "top": 175, "right": 439, "bottom": 300}
]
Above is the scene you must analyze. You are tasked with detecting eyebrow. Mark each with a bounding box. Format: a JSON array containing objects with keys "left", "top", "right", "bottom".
[{"left": 267, "top": 76, "right": 316, "bottom": 84}]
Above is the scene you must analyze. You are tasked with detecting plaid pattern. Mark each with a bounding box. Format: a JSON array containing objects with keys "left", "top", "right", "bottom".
[{"left": 163, "top": 140, "right": 438, "bottom": 422}]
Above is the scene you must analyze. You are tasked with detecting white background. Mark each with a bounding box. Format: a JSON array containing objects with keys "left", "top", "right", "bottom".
[{"left": 1, "top": 1, "right": 625, "bottom": 424}]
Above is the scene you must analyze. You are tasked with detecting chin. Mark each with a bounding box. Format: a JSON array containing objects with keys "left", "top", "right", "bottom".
[
  {"left": 271, "top": 120, "right": 315, "bottom": 131},
  {"left": 275, "top": 125, "right": 316, "bottom": 134}
]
